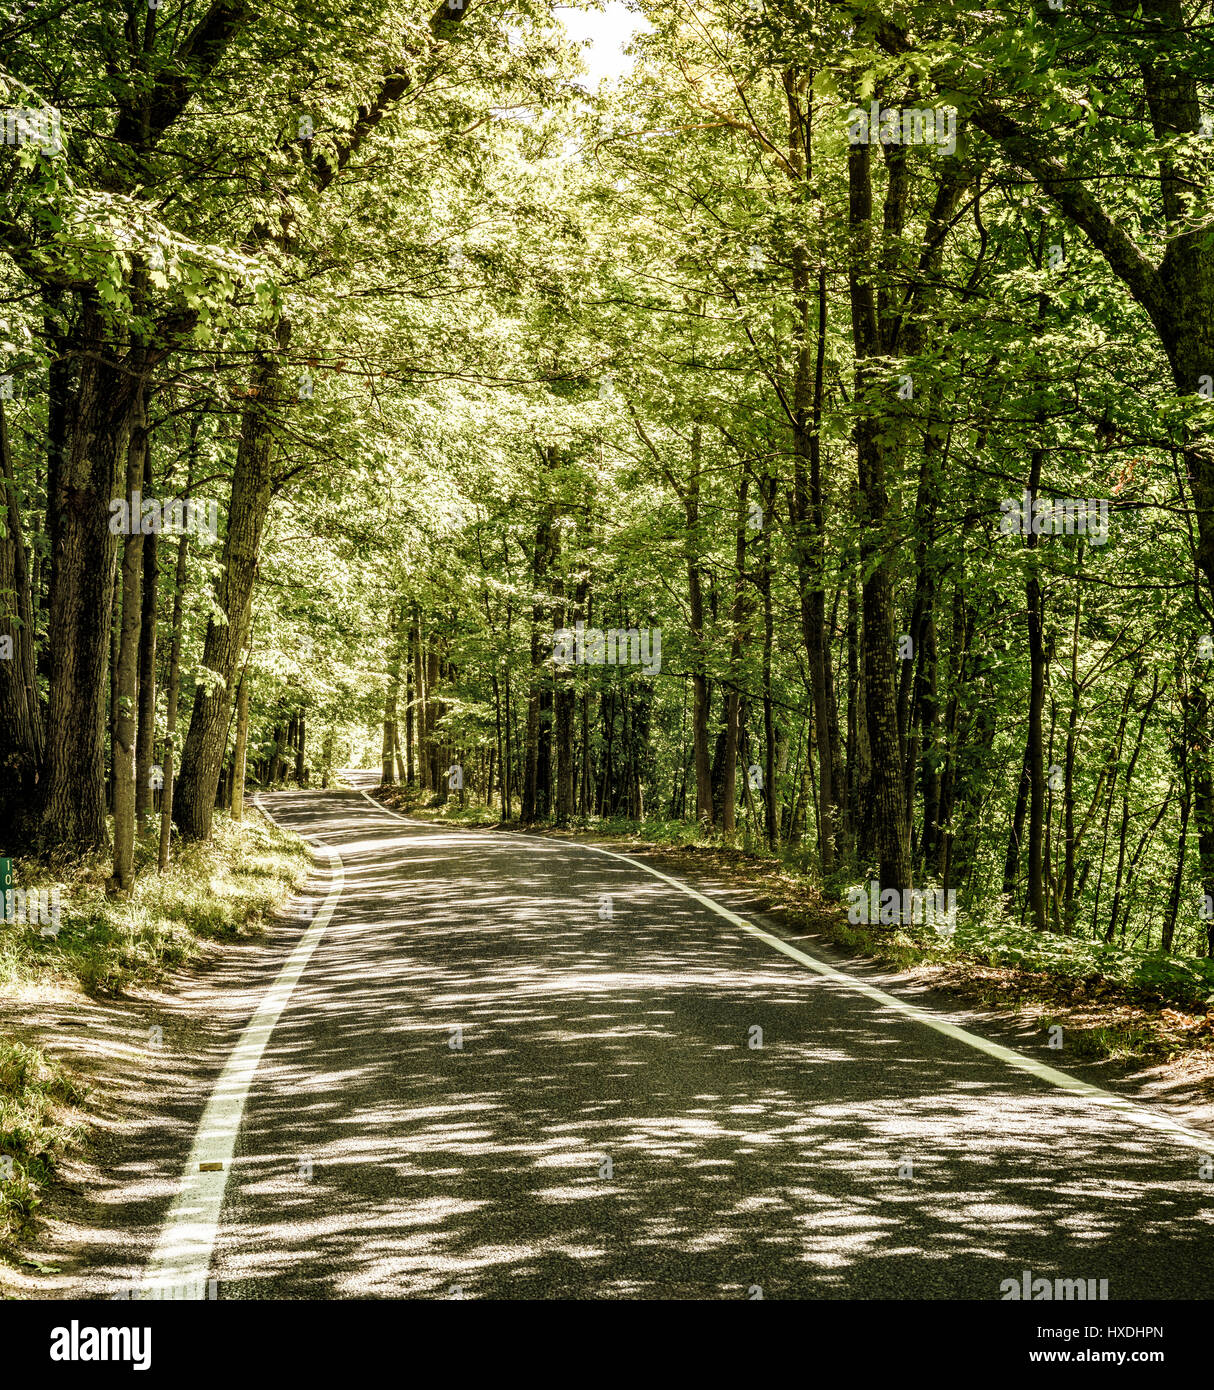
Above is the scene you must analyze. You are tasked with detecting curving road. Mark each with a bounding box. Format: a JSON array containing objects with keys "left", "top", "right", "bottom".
[{"left": 114, "top": 775, "right": 1214, "bottom": 1298}]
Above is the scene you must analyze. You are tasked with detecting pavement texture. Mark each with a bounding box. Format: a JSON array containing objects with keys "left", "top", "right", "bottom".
[
  {"left": 217, "top": 777, "right": 1214, "bottom": 1299},
  {"left": 45, "top": 773, "right": 1214, "bottom": 1300}
]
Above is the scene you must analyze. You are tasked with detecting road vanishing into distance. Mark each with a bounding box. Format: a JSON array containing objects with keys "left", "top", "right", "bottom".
[{"left": 77, "top": 773, "right": 1214, "bottom": 1300}]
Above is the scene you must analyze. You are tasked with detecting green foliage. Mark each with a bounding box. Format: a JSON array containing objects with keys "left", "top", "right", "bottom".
[
  {"left": 951, "top": 922, "right": 1214, "bottom": 1007},
  {"left": 3, "top": 0, "right": 1214, "bottom": 1002}
]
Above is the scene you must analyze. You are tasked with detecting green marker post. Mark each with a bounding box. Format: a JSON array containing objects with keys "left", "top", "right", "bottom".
[{"left": 0, "top": 858, "right": 11, "bottom": 922}]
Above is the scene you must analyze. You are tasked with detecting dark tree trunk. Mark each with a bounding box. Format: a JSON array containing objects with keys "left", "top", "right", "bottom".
[
  {"left": 847, "top": 137, "right": 911, "bottom": 900},
  {"left": 0, "top": 398, "right": 43, "bottom": 841},
  {"left": 1003, "top": 742, "right": 1032, "bottom": 900},
  {"left": 382, "top": 608, "right": 403, "bottom": 785},
  {"left": 553, "top": 574, "right": 575, "bottom": 827},
  {"left": 230, "top": 670, "right": 249, "bottom": 822},
  {"left": 294, "top": 708, "right": 306, "bottom": 785},
  {"left": 112, "top": 376, "right": 149, "bottom": 890},
  {"left": 134, "top": 447, "right": 159, "bottom": 823},
  {"left": 1024, "top": 443, "right": 1048, "bottom": 930},
  {"left": 684, "top": 426, "right": 714, "bottom": 830},
  {"left": 158, "top": 440, "right": 194, "bottom": 871},
  {"left": 413, "top": 606, "right": 430, "bottom": 792},
  {"left": 174, "top": 340, "right": 283, "bottom": 839},
  {"left": 39, "top": 301, "right": 143, "bottom": 855},
  {"left": 404, "top": 623, "right": 415, "bottom": 786},
  {"left": 722, "top": 472, "right": 749, "bottom": 838},
  {"left": 1164, "top": 685, "right": 1195, "bottom": 954},
  {"left": 522, "top": 465, "right": 557, "bottom": 823},
  {"left": 426, "top": 637, "right": 442, "bottom": 797},
  {"left": 758, "top": 470, "right": 778, "bottom": 850}
]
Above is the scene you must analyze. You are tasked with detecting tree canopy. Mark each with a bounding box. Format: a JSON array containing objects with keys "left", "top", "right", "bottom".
[{"left": 3, "top": 0, "right": 1214, "bottom": 974}]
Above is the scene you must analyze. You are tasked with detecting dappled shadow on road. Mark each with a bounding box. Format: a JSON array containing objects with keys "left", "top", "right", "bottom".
[{"left": 208, "top": 788, "right": 1214, "bottom": 1300}]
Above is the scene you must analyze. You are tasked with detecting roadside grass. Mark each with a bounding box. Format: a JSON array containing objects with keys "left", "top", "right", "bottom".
[
  {"left": 411, "top": 800, "right": 501, "bottom": 829},
  {"left": 810, "top": 904, "right": 1214, "bottom": 1014},
  {"left": 367, "top": 779, "right": 1214, "bottom": 1064},
  {"left": 1039, "top": 1018, "right": 1163, "bottom": 1062},
  {"left": 373, "top": 785, "right": 506, "bottom": 828},
  {"left": 0, "top": 810, "right": 307, "bottom": 1266},
  {"left": 940, "top": 919, "right": 1214, "bottom": 1007},
  {"left": 0, "top": 810, "right": 308, "bottom": 999},
  {"left": 0, "top": 1041, "right": 84, "bottom": 1257}
]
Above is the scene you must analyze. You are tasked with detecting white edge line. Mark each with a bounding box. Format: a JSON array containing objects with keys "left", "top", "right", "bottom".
[
  {"left": 137, "top": 795, "right": 344, "bottom": 1301},
  {"left": 355, "top": 786, "right": 1214, "bottom": 1158}
]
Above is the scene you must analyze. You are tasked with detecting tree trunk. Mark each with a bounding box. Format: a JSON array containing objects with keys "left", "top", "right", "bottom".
[
  {"left": 40, "top": 299, "right": 144, "bottom": 855},
  {"left": 1164, "top": 684, "right": 1194, "bottom": 954},
  {"left": 790, "top": 252, "right": 837, "bottom": 869},
  {"left": 685, "top": 426, "right": 714, "bottom": 830},
  {"left": 1188, "top": 689, "right": 1214, "bottom": 957},
  {"left": 134, "top": 447, "right": 159, "bottom": 824},
  {"left": 522, "top": 467, "right": 557, "bottom": 823},
  {"left": 294, "top": 708, "right": 306, "bottom": 785},
  {"left": 1003, "top": 742, "right": 1031, "bottom": 900},
  {"left": 230, "top": 671, "right": 249, "bottom": 822},
  {"left": 555, "top": 673, "right": 575, "bottom": 824},
  {"left": 0, "top": 397, "right": 43, "bottom": 839},
  {"left": 404, "top": 623, "right": 415, "bottom": 786},
  {"left": 426, "top": 638, "right": 442, "bottom": 797},
  {"left": 783, "top": 68, "right": 839, "bottom": 869},
  {"left": 158, "top": 444, "right": 194, "bottom": 871},
  {"left": 1024, "top": 444, "right": 1049, "bottom": 930},
  {"left": 112, "top": 380, "right": 149, "bottom": 891},
  {"left": 722, "top": 472, "right": 749, "bottom": 838},
  {"left": 847, "top": 137, "right": 911, "bottom": 900},
  {"left": 758, "top": 470, "right": 778, "bottom": 850},
  {"left": 382, "top": 614, "right": 402, "bottom": 785},
  {"left": 413, "top": 605, "right": 430, "bottom": 791},
  {"left": 844, "top": 568, "right": 860, "bottom": 856},
  {"left": 174, "top": 342, "right": 282, "bottom": 839}
]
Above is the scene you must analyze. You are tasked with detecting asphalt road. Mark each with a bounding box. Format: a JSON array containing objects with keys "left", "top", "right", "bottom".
[{"left": 148, "top": 776, "right": 1214, "bottom": 1298}]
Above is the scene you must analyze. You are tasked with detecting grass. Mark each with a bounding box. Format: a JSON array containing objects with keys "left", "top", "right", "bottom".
[
  {"left": 1040, "top": 1019, "right": 1163, "bottom": 1062},
  {"left": 0, "top": 1041, "right": 84, "bottom": 1257},
  {"left": 0, "top": 809, "right": 308, "bottom": 1265},
  {"left": 0, "top": 810, "right": 309, "bottom": 998}
]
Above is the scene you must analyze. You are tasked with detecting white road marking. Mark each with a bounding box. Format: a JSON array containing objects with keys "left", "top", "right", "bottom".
[
  {"left": 139, "top": 798, "right": 344, "bottom": 1300},
  {"left": 357, "top": 787, "right": 1214, "bottom": 1155}
]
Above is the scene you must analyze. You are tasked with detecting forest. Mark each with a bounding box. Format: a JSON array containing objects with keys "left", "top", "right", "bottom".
[{"left": 3, "top": 0, "right": 1214, "bottom": 972}]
